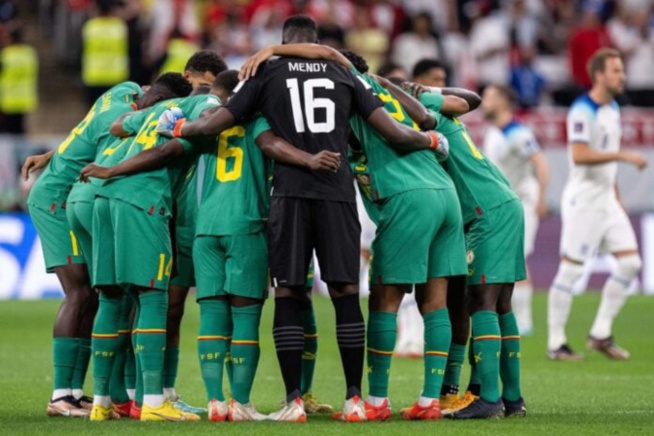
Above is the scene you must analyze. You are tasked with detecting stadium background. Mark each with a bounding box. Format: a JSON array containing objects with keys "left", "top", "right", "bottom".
[
  {"left": 0, "top": 1, "right": 653, "bottom": 433},
  {"left": 1, "top": 0, "right": 653, "bottom": 299}
]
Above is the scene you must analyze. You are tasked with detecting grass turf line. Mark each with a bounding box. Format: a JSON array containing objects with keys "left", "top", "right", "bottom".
[{"left": 0, "top": 293, "right": 652, "bottom": 435}]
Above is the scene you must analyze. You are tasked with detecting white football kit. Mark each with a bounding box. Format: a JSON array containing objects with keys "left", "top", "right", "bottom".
[
  {"left": 484, "top": 121, "right": 541, "bottom": 256},
  {"left": 561, "top": 94, "right": 637, "bottom": 261}
]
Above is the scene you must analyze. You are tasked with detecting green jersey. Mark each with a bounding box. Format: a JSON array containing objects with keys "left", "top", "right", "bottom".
[
  {"left": 194, "top": 116, "right": 271, "bottom": 236},
  {"left": 175, "top": 162, "right": 199, "bottom": 230},
  {"left": 348, "top": 70, "right": 454, "bottom": 201},
  {"left": 420, "top": 93, "right": 517, "bottom": 224},
  {"left": 349, "top": 147, "right": 380, "bottom": 224},
  {"left": 98, "top": 94, "right": 221, "bottom": 216},
  {"left": 29, "top": 82, "right": 142, "bottom": 209}
]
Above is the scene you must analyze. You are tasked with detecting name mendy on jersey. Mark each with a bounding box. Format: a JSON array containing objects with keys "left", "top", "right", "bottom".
[{"left": 288, "top": 62, "right": 328, "bottom": 73}]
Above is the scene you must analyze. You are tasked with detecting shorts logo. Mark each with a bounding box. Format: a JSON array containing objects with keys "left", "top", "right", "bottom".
[{"left": 466, "top": 250, "right": 475, "bottom": 265}]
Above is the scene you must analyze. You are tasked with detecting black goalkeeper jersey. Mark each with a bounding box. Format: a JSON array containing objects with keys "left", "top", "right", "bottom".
[{"left": 224, "top": 57, "right": 382, "bottom": 202}]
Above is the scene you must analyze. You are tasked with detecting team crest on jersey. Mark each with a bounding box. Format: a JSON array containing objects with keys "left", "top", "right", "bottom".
[
  {"left": 466, "top": 250, "right": 475, "bottom": 265},
  {"left": 574, "top": 122, "right": 584, "bottom": 133}
]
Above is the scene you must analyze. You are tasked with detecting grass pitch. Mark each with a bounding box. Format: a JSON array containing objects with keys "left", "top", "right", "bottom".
[{"left": 0, "top": 293, "right": 652, "bottom": 435}]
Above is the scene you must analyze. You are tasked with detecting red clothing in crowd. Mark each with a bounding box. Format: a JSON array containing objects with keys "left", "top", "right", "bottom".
[{"left": 568, "top": 26, "right": 613, "bottom": 88}]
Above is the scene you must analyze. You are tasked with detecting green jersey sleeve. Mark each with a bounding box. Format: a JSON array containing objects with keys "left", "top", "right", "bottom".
[
  {"left": 419, "top": 92, "right": 445, "bottom": 112},
  {"left": 250, "top": 115, "right": 271, "bottom": 141},
  {"left": 122, "top": 109, "right": 150, "bottom": 136}
]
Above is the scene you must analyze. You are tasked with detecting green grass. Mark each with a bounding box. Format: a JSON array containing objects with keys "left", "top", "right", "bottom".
[{"left": 1, "top": 293, "right": 653, "bottom": 435}]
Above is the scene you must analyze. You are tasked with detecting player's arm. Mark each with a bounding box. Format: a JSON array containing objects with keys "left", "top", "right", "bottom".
[
  {"left": 256, "top": 130, "right": 341, "bottom": 172},
  {"left": 404, "top": 82, "right": 476, "bottom": 115},
  {"left": 442, "top": 88, "right": 481, "bottom": 111},
  {"left": 109, "top": 113, "right": 132, "bottom": 137},
  {"left": 239, "top": 43, "right": 352, "bottom": 80},
  {"left": 373, "top": 74, "right": 437, "bottom": 130},
  {"left": 570, "top": 142, "right": 647, "bottom": 169},
  {"left": 21, "top": 150, "right": 54, "bottom": 180},
  {"left": 531, "top": 151, "right": 549, "bottom": 217},
  {"left": 79, "top": 139, "right": 186, "bottom": 181}
]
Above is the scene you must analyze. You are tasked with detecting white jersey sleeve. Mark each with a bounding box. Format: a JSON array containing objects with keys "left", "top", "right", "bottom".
[{"left": 566, "top": 103, "right": 594, "bottom": 145}]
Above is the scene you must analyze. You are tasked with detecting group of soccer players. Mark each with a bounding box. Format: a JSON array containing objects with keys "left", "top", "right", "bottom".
[{"left": 39, "top": 13, "right": 652, "bottom": 423}]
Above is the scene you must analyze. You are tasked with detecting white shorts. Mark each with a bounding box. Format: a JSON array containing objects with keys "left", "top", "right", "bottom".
[
  {"left": 560, "top": 202, "right": 638, "bottom": 262},
  {"left": 521, "top": 197, "right": 539, "bottom": 257}
]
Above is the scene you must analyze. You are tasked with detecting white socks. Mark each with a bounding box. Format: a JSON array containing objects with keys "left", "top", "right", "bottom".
[
  {"left": 93, "top": 395, "right": 111, "bottom": 407},
  {"left": 590, "top": 255, "right": 641, "bottom": 339},
  {"left": 126, "top": 388, "right": 135, "bottom": 401},
  {"left": 163, "top": 387, "right": 176, "bottom": 401},
  {"left": 143, "top": 394, "right": 164, "bottom": 408},
  {"left": 512, "top": 282, "right": 533, "bottom": 334},
  {"left": 367, "top": 395, "right": 387, "bottom": 407},
  {"left": 547, "top": 261, "right": 584, "bottom": 350},
  {"left": 52, "top": 389, "right": 71, "bottom": 401}
]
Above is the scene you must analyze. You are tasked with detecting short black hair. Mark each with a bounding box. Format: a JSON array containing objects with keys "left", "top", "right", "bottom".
[
  {"left": 191, "top": 85, "right": 212, "bottom": 96},
  {"left": 213, "top": 70, "right": 240, "bottom": 94},
  {"left": 184, "top": 50, "right": 228, "bottom": 76},
  {"left": 388, "top": 77, "right": 405, "bottom": 87},
  {"left": 339, "top": 49, "right": 368, "bottom": 74},
  {"left": 412, "top": 58, "right": 444, "bottom": 79},
  {"left": 152, "top": 72, "right": 193, "bottom": 98},
  {"left": 282, "top": 15, "right": 318, "bottom": 43},
  {"left": 377, "top": 61, "right": 404, "bottom": 78}
]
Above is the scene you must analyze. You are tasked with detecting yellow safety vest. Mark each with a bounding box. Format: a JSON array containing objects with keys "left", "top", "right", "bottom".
[
  {"left": 82, "top": 17, "right": 129, "bottom": 86},
  {"left": 0, "top": 44, "right": 38, "bottom": 114},
  {"left": 160, "top": 38, "right": 199, "bottom": 75}
]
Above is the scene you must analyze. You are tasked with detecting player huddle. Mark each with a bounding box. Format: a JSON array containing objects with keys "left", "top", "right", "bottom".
[{"left": 38, "top": 14, "right": 653, "bottom": 424}]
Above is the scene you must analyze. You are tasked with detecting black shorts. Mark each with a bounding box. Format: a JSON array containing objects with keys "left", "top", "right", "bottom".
[{"left": 268, "top": 197, "right": 361, "bottom": 287}]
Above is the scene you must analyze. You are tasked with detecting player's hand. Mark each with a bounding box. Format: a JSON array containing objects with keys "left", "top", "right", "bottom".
[
  {"left": 156, "top": 107, "right": 185, "bottom": 137},
  {"left": 80, "top": 163, "right": 113, "bottom": 182},
  {"left": 402, "top": 82, "right": 429, "bottom": 99},
  {"left": 239, "top": 46, "right": 274, "bottom": 81},
  {"left": 370, "top": 74, "right": 390, "bottom": 88},
  {"left": 306, "top": 151, "right": 341, "bottom": 172},
  {"left": 21, "top": 152, "right": 52, "bottom": 180},
  {"left": 537, "top": 198, "right": 549, "bottom": 218},
  {"left": 621, "top": 151, "right": 647, "bottom": 170}
]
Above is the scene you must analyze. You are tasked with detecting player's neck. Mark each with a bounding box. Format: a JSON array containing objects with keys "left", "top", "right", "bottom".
[
  {"left": 588, "top": 86, "right": 614, "bottom": 106},
  {"left": 494, "top": 111, "right": 513, "bottom": 129}
]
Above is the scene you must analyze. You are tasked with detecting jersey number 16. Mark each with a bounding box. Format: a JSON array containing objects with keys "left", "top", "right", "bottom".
[{"left": 286, "top": 78, "right": 335, "bottom": 134}]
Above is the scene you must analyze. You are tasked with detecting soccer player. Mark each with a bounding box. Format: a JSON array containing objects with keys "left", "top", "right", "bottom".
[
  {"left": 412, "top": 58, "right": 447, "bottom": 88},
  {"left": 81, "top": 73, "right": 202, "bottom": 422},
  {"left": 161, "top": 16, "right": 441, "bottom": 421},
  {"left": 21, "top": 80, "right": 158, "bottom": 418},
  {"left": 547, "top": 49, "right": 647, "bottom": 361},
  {"left": 482, "top": 84, "right": 549, "bottom": 335},
  {"left": 387, "top": 80, "right": 528, "bottom": 418}
]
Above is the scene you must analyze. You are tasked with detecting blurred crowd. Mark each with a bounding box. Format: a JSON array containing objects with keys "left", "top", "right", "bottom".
[{"left": 34, "top": 0, "right": 654, "bottom": 109}]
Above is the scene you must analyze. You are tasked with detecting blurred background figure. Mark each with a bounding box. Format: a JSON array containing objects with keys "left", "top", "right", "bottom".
[
  {"left": 482, "top": 84, "right": 549, "bottom": 335},
  {"left": 391, "top": 11, "right": 441, "bottom": 73},
  {"left": 0, "top": 27, "right": 38, "bottom": 134},
  {"left": 81, "top": 0, "right": 129, "bottom": 104},
  {"left": 376, "top": 61, "right": 408, "bottom": 81},
  {"left": 510, "top": 47, "right": 546, "bottom": 109}
]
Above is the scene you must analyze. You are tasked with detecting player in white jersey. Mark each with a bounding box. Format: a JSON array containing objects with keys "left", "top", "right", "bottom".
[
  {"left": 481, "top": 84, "right": 549, "bottom": 335},
  {"left": 547, "top": 49, "right": 647, "bottom": 361}
]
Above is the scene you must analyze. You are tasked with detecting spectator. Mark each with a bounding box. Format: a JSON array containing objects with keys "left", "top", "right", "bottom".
[
  {"left": 568, "top": 5, "right": 612, "bottom": 89},
  {"left": 158, "top": 28, "right": 200, "bottom": 75},
  {"left": 345, "top": 4, "right": 389, "bottom": 74},
  {"left": 608, "top": 2, "right": 654, "bottom": 106},
  {"left": 412, "top": 58, "right": 446, "bottom": 87},
  {"left": 391, "top": 11, "right": 442, "bottom": 73},
  {"left": 0, "top": 27, "right": 38, "bottom": 134},
  {"left": 510, "top": 47, "right": 546, "bottom": 108},
  {"left": 377, "top": 60, "right": 408, "bottom": 81},
  {"left": 316, "top": 2, "right": 345, "bottom": 49},
  {"left": 469, "top": 2, "right": 510, "bottom": 87},
  {"left": 81, "top": 0, "right": 129, "bottom": 104}
]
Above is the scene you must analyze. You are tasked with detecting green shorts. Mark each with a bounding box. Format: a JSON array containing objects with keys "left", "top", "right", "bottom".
[
  {"left": 29, "top": 203, "right": 84, "bottom": 272},
  {"left": 465, "top": 199, "right": 526, "bottom": 285},
  {"left": 170, "top": 223, "right": 196, "bottom": 288},
  {"left": 92, "top": 196, "right": 172, "bottom": 291},
  {"left": 370, "top": 188, "right": 467, "bottom": 285},
  {"left": 194, "top": 232, "right": 268, "bottom": 301},
  {"left": 66, "top": 201, "right": 94, "bottom": 272}
]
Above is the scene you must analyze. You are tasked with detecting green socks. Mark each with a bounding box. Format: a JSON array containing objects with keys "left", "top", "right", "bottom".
[
  {"left": 71, "top": 338, "right": 91, "bottom": 393},
  {"left": 231, "top": 304, "right": 263, "bottom": 404},
  {"left": 163, "top": 345, "right": 179, "bottom": 390},
  {"left": 137, "top": 291, "right": 168, "bottom": 396},
  {"left": 423, "top": 308, "right": 451, "bottom": 399},
  {"left": 91, "top": 294, "right": 123, "bottom": 397},
  {"left": 471, "top": 311, "right": 501, "bottom": 403},
  {"left": 198, "top": 299, "right": 232, "bottom": 402},
  {"left": 109, "top": 332, "right": 130, "bottom": 404},
  {"left": 366, "top": 311, "right": 396, "bottom": 398},
  {"left": 499, "top": 312, "right": 522, "bottom": 401},
  {"left": 442, "top": 342, "right": 466, "bottom": 395},
  {"left": 52, "top": 337, "right": 78, "bottom": 394},
  {"left": 301, "top": 306, "right": 318, "bottom": 395}
]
